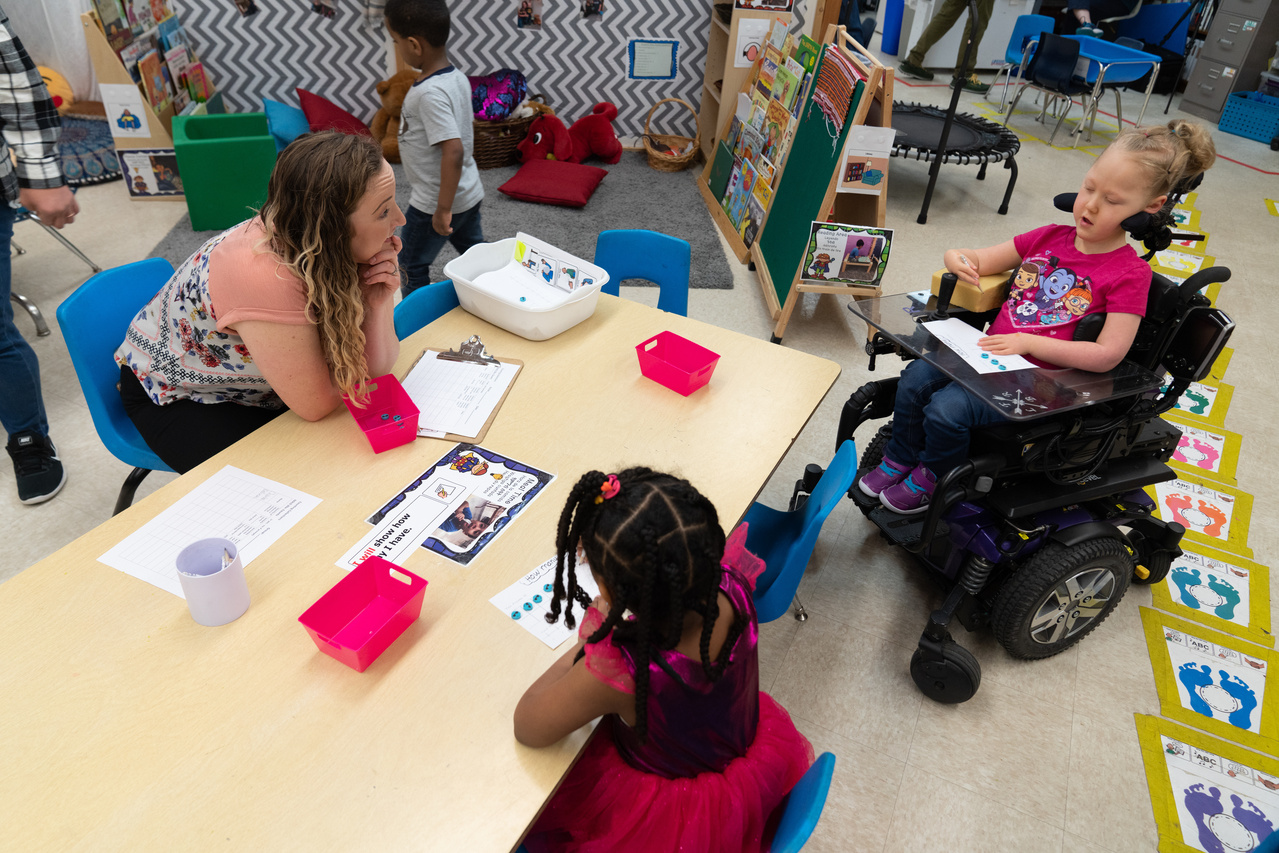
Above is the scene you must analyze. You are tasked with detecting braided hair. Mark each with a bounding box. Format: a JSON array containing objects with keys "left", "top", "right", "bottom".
[{"left": 544, "top": 468, "right": 743, "bottom": 742}]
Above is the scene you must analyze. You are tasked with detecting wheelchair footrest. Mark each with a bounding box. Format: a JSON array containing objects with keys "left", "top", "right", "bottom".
[
  {"left": 987, "top": 456, "right": 1177, "bottom": 519},
  {"left": 869, "top": 506, "right": 950, "bottom": 547}
]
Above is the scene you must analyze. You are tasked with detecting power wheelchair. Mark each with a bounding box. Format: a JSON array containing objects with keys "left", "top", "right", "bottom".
[{"left": 790, "top": 193, "right": 1235, "bottom": 704}]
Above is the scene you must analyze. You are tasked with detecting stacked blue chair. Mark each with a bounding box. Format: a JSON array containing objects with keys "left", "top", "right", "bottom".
[
  {"left": 55, "top": 258, "right": 176, "bottom": 515},
  {"left": 986, "top": 14, "right": 1056, "bottom": 111},
  {"left": 745, "top": 440, "right": 859, "bottom": 623},
  {"left": 593, "top": 229, "right": 691, "bottom": 317},
  {"left": 1003, "top": 33, "right": 1093, "bottom": 146},
  {"left": 394, "top": 279, "right": 459, "bottom": 340}
]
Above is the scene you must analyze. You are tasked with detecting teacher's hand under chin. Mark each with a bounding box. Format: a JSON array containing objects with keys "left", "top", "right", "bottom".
[{"left": 358, "top": 234, "right": 402, "bottom": 306}]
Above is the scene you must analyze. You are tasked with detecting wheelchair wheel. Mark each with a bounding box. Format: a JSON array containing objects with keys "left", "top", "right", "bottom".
[
  {"left": 860, "top": 422, "right": 893, "bottom": 470},
  {"left": 910, "top": 642, "right": 981, "bottom": 703},
  {"left": 991, "top": 539, "right": 1132, "bottom": 659}
]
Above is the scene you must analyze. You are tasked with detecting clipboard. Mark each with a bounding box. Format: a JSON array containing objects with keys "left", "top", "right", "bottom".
[{"left": 401, "top": 336, "right": 523, "bottom": 444}]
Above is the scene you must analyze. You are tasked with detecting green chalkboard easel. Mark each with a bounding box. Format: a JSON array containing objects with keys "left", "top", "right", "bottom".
[{"left": 751, "top": 26, "right": 893, "bottom": 343}]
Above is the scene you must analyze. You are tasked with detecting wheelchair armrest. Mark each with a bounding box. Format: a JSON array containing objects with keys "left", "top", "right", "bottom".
[{"left": 1179, "top": 266, "right": 1230, "bottom": 303}]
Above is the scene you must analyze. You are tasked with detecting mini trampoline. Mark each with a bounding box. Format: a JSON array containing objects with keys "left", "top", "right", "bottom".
[{"left": 891, "top": 102, "right": 1021, "bottom": 224}]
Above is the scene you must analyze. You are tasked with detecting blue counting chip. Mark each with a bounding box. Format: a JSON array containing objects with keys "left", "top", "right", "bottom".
[
  {"left": 543, "top": 583, "right": 553, "bottom": 592},
  {"left": 533, "top": 594, "right": 543, "bottom": 603},
  {"left": 511, "top": 611, "right": 521, "bottom": 620},
  {"left": 981, "top": 352, "right": 990, "bottom": 359},
  {"left": 999, "top": 364, "right": 1008, "bottom": 370},
  {"left": 522, "top": 602, "right": 534, "bottom": 611}
]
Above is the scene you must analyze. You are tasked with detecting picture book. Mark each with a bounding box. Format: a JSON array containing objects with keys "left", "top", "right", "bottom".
[
  {"left": 727, "top": 159, "right": 757, "bottom": 228},
  {"left": 783, "top": 56, "right": 805, "bottom": 79},
  {"left": 138, "top": 49, "right": 169, "bottom": 111},
  {"left": 802, "top": 222, "right": 894, "bottom": 287},
  {"left": 157, "top": 16, "right": 188, "bottom": 52},
  {"left": 761, "top": 99, "right": 791, "bottom": 162},
  {"left": 150, "top": 0, "right": 173, "bottom": 22},
  {"left": 763, "top": 44, "right": 783, "bottom": 69},
  {"left": 94, "top": 0, "right": 133, "bottom": 51},
  {"left": 183, "top": 63, "right": 212, "bottom": 103},
  {"left": 781, "top": 32, "right": 796, "bottom": 59},
  {"left": 792, "top": 71, "right": 813, "bottom": 119},
  {"left": 738, "top": 124, "right": 765, "bottom": 166},
  {"left": 752, "top": 175, "right": 774, "bottom": 209},
  {"left": 755, "top": 57, "right": 778, "bottom": 99},
  {"left": 724, "top": 116, "right": 744, "bottom": 156},
  {"left": 722, "top": 164, "right": 742, "bottom": 210},
  {"left": 746, "top": 98, "right": 767, "bottom": 132},
  {"left": 126, "top": 0, "right": 154, "bottom": 34},
  {"left": 756, "top": 155, "right": 776, "bottom": 187},
  {"left": 164, "top": 45, "right": 191, "bottom": 81},
  {"left": 773, "top": 66, "right": 800, "bottom": 111},
  {"left": 741, "top": 193, "right": 766, "bottom": 246},
  {"left": 765, "top": 16, "right": 789, "bottom": 51},
  {"left": 794, "top": 35, "right": 821, "bottom": 74},
  {"left": 117, "top": 34, "right": 154, "bottom": 83}
]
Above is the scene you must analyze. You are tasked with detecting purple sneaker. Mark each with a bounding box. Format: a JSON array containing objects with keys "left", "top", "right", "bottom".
[
  {"left": 880, "top": 465, "right": 936, "bottom": 515},
  {"left": 858, "top": 455, "right": 912, "bottom": 498}
]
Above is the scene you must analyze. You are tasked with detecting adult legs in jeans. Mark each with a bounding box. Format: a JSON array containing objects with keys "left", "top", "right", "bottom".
[
  {"left": 905, "top": 0, "right": 994, "bottom": 77},
  {"left": 0, "top": 204, "right": 47, "bottom": 441},
  {"left": 399, "top": 202, "right": 485, "bottom": 296},
  {"left": 882, "top": 359, "right": 1003, "bottom": 478}
]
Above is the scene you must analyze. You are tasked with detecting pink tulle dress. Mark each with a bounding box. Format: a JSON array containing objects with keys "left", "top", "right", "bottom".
[{"left": 523, "top": 525, "right": 815, "bottom": 853}]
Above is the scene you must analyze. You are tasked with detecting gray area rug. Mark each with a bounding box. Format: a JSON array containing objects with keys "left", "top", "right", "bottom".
[{"left": 148, "top": 149, "right": 732, "bottom": 290}]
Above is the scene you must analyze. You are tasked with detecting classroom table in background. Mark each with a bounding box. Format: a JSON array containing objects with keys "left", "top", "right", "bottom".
[
  {"left": 1064, "top": 34, "right": 1161, "bottom": 146},
  {"left": 0, "top": 295, "right": 841, "bottom": 853}
]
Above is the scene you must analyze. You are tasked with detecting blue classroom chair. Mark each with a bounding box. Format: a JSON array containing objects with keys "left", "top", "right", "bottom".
[
  {"left": 514, "top": 752, "right": 837, "bottom": 853},
  {"left": 55, "top": 258, "right": 177, "bottom": 515},
  {"left": 394, "top": 279, "right": 459, "bottom": 340},
  {"left": 593, "top": 229, "right": 691, "bottom": 317},
  {"left": 745, "top": 440, "right": 858, "bottom": 623},
  {"left": 986, "top": 14, "right": 1055, "bottom": 112},
  {"left": 771, "top": 751, "right": 837, "bottom": 853}
]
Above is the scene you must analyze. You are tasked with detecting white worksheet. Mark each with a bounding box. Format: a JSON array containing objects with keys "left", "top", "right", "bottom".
[
  {"left": 99, "top": 466, "right": 322, "bottom": 597},
  {"left": 401, "top": 351, "right": 521, "bottom": 439},
  {"left": 922, "top": 317, "right": 1036, "bottom": 374},
  {"left": 491, "top": 555, "right": 602, "bottom": 648}
]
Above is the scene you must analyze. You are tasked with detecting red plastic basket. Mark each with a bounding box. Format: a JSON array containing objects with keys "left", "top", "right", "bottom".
[
  {"left": 298, "top": 557, "right": 428, "bottom": 672},
  {"left": 636, "top": 331, "right": 721, "bottom": 396},
  {"left": 343, "top": 374, "right": 419, "bottom": 453}
]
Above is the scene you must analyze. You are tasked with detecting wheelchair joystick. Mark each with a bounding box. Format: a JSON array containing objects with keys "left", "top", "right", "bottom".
[{"left": 934, "top": 271, "right": 958, "bottom": 319}]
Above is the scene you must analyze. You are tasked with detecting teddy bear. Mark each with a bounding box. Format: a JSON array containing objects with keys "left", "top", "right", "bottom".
[{"left": 370, "top": 70, "right": 416, "bottom": 164}]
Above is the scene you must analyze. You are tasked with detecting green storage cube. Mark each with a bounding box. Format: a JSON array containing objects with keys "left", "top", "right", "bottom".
[{"left": 173, "top": 113, "right": 277, "bottom": 231}]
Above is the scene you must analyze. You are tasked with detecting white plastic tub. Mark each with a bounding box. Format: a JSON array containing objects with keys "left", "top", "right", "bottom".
[{"left": 444, "top": 234, "right": 609, "bottom": 341}]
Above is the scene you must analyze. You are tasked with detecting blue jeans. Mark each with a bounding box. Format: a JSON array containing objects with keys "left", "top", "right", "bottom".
[
  {"left": 883, "top": 360, "right": 1004, "bottom": 478},
  {"left": 0, "top": 203, "right": 48, "bottom": 440},
  {"left": 400, "top": 202, "right": 484, "bottom": 297}
]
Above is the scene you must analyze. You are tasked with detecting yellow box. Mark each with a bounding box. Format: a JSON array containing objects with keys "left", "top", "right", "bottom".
[{"left": 929, "top": 268, "right": 1010, "bottom": 313}]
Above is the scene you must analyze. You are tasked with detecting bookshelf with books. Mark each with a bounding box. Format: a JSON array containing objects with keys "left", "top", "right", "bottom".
[{"left": 82, "top": 4, "right": 219, "bottom": 202}]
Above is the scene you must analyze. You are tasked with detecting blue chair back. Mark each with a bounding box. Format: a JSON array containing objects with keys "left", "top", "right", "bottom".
[
  {"left": 394, "top": 279, "right": 459, "bottom": 340},
  {"left": 1029, "top": 33, "right": 1087, "bottom": 94},
  {"left": 593, "top": 229, "right": 691, "bottom": 317},
  {"left": 1005, "top": 14, "right": 1054, "bottom": 65},
  {"left": 54, "top": 258, "right": 176, "bottom": 473},
  {"left": 748, "top": 440, "right": 858, "bottom": 624},
  {"left": 771, "top": 752, "right": 837, "bottom": 853}
]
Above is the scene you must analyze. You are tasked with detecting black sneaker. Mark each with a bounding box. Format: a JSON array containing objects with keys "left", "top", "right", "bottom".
[
  {"left": 7, "top": 431, "right": 66, "bottom": 505},
  {"left": 898, "top": 60, "right": 935, "bottom": 81}
]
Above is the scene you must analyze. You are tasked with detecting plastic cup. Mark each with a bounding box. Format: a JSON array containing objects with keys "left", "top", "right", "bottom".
[{"left": 175, "top": 538, "right": 251, "bottom": 627}]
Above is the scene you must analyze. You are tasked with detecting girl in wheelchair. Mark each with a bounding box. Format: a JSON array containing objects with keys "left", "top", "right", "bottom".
[{"left": 859, "top": 120, "right": 1217, "bottom": 515}]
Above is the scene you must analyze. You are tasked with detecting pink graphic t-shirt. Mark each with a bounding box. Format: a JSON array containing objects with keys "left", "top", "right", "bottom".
[{"left": 986, "top": 224, "right": 1151, "bottom": 367}]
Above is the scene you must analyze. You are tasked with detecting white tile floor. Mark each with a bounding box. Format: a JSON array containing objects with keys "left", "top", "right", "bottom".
[{"left": 5, "top": 43, "right": 1275, "bottom": 850}]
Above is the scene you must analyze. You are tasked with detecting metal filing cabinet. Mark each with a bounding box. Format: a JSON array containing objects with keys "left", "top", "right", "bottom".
[{"left": 1181, "top": 0, "right": 1279, "bottom": 120}]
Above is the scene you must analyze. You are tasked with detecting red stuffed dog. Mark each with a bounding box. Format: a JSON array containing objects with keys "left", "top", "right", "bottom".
[
  {"left": 518, "top": 101, "right": 621, "bottom": 164},
  {"left": 568, "top": 102, "right": 622, "bottom": 164}
]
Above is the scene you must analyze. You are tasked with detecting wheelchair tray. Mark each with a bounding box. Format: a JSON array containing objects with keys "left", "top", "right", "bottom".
[{"left": 848, "top": 292, "right": 1165, "bottom": 421}]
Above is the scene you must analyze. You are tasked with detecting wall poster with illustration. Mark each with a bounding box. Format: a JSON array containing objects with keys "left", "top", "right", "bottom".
[{"left": 801, "top": 221, "right": 892, "bottom": 287}]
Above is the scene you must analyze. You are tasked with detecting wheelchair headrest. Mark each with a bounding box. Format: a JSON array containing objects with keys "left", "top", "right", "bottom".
[{"left": 1053, "top": 193, "right": 1153, "bottom": 240}]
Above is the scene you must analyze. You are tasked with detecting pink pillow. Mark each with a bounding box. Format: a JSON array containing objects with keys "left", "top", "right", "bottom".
[
  {"left": 498, "top": 159, "right": 606, "bottom": 208},
  {"left": 296, "top": 87, "right": 372, "bottom": 137}
]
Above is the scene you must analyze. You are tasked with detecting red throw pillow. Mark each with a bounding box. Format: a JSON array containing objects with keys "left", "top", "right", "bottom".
[
  {"left": 498, "top": 159, "right": 607, "bottom": 208},
  {"left": 296, "top": 87, "right": 372, "bottom": 137}
]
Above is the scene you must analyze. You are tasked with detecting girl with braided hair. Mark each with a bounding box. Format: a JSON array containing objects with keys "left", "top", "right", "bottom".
[{"left": 515, "top": 468, "right": 813, "bottom": 852}]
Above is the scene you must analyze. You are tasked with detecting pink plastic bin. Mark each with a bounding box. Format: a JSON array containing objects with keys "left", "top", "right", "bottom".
[
  {"left": 343, "top": 374, "right": 419, "bottom": 453},
  {"left": 636, "top": 331, "right": 721, "bottom": 397},
  {"left": 298, "top": 556, "right": 428, "bottom": 672}
]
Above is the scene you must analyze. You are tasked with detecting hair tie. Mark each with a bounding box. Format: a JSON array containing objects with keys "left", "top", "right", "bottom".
[{"left": 594, "top": 474, "right": 621, "bottom": 504}]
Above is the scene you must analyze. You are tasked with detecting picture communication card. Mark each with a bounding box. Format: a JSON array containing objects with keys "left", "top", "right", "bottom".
[
  {"left": 490, "top": 555, "right": 602, "bottom": 648},
  {"left": 1142, "top": 608, "right": 1279, "bottom": 753},
  {"left": 1136, "top": 715, "right": 1278, "bottom": 853},
  {"left": 801, "top": 221, "right": 894, "bottom": 287},
  {"left": 100, "top": 465, "right": 321, "bottom": 597},
  {"left": 1150, "top": 543, "right": 1272, "bottom": 647},
  {"left": 340, "top": 444, "right": 553, "bottom": 569}
]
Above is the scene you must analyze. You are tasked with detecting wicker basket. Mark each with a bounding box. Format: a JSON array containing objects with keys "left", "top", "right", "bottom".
[
  {"left": 641, "top": 98, "right": 700, "bottom": 172},
  {"left": 473, "top": 95, "right": 546, "bottom": 169}
]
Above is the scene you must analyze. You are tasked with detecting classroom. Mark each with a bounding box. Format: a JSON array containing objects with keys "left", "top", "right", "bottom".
[{"left": 2, "top": 0, "right": 1275, "bottom": 850}]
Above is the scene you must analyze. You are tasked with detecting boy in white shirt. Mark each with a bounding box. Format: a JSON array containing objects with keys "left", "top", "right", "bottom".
[{"left": 385, "top": 0, "right": 484, "bottom": 296}]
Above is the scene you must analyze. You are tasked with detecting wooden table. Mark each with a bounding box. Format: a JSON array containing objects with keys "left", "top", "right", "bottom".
[{"left": 0, "top": 296, "right": 840, "bottom": 852}]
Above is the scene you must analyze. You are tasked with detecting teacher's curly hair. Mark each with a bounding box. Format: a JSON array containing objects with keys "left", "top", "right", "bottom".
[
  {"left": 546, "top": 467, "right": 743, "bottom": 741},
  {"left": 258, "top": 131, "right": 385, "bottom": 403}
]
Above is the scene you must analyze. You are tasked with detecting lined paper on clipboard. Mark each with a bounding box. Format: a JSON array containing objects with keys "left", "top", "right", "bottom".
[{"left": 401, "top": 351, "right": 522, "bottom": 442}]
